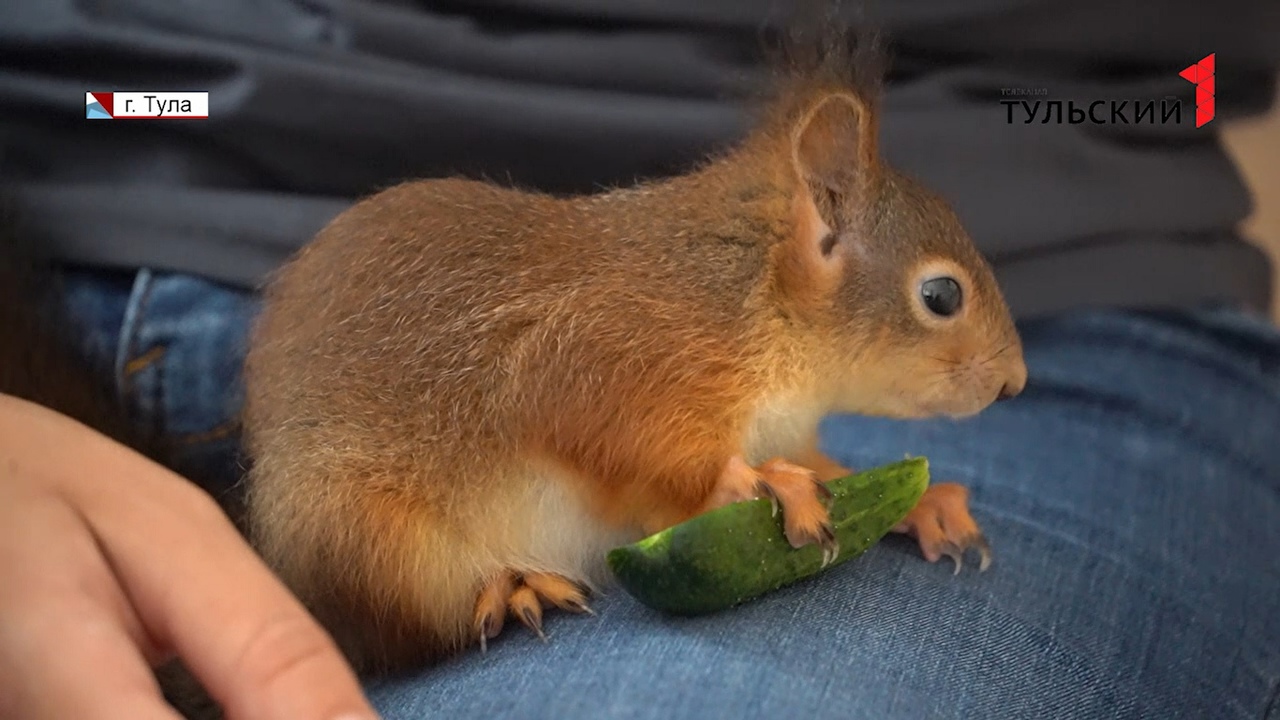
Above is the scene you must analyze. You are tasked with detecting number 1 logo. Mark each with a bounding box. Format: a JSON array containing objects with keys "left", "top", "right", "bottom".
[{"left": 1179, "top": 54, "right": 1215, "bottom": 128}]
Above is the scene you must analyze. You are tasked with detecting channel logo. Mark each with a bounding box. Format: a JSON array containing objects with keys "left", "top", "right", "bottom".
[{"left": 1178, "top": 54, "right": 1215, "bottom": 128}]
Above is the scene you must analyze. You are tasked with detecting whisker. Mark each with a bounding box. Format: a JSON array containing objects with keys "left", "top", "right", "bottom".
[{"left": 982, "top": 340, "right": 1015, "bottom": 367}]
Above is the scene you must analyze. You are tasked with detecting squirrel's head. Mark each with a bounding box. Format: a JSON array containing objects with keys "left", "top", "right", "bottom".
[{"left": 763, "top": 79, "right": 1027, "bottom": 420}]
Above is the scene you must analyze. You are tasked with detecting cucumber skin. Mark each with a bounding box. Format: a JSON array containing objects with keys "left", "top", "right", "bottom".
[{"left": 606, "top": 458, "right": 929, "bottom": 616}]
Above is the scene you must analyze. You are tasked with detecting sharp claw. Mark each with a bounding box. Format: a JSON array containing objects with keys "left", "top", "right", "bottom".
[
  {"left": 940, "top": 543, "right": 964, "bottom": 575},
  {"left": 564, "top": 598, "right": 595, "bottom": 616},
  {"left": 818, "top": 525, "right": 840, "bottom": 568},
  {"left": 975, "top": 534, "right": 993, "bottom": 572},
  {"left": 813, "top": 478, "right": 835, "bottom": 504},
  {"left": 932, "top": 535, "right": 993, "bottom": 574},
  {"left": 755, "top": 480, "right": 780, "bottom": 517},
  {"left": 519, "top": 607, "right": 547, "bottom": 642},
  {"left": 478, "top": 615, "right": 492, "bottom": 653}
]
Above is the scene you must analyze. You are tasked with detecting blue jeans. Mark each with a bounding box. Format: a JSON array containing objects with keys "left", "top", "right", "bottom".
[{"left": 59, "top": 268, "right": 1280, "bottom": 720}]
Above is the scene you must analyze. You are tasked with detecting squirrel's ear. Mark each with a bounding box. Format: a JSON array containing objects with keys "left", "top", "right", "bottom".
[
  {"left": 776, "top": 92, "right": 877, "bottom": 298},
  {"left": 790, "top": 92, "right": 879, "bottom": 219}
]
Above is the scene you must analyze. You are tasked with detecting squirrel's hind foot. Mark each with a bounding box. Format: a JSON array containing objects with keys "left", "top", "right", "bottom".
[{"left": 473, "top": 570, "right": 594, "bottom": 652}]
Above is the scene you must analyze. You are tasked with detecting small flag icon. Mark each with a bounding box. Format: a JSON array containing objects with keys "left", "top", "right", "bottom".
[{"left": 86, "top": 92, "right": 112, "bottom": 119}]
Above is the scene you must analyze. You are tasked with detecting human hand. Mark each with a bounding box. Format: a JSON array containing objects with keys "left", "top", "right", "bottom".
[{"left": 0, "top": 393, "right": 378, "bottom": 719}]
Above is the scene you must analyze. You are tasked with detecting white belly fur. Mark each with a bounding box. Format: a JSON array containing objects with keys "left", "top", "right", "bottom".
[
  {"left": 740, "top": 389, "right": 828, "bottom": 466},
  {"left": 489, "top": 457, "right": 639, "bottom": 589}
]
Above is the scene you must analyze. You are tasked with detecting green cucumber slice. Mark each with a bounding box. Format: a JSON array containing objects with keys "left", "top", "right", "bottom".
[{"left": 607, "top": 457, "right": 929, "bottom": 615}]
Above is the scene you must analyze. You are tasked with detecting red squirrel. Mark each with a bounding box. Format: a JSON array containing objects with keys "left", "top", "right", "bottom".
[{"left": 241, "top": 27, "right": 1028, "bottom": 676}]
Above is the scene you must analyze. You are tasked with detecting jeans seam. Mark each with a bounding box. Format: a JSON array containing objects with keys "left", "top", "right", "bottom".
[
  {"left": 173, "top": 418, "right": 240, "bottom": 446},
  {"left": 123, "top": 345, "right": 166, "bottom": 377},
  {"left": 115, "top": 269, "right": 173, "bottom": 439},
  {"left": 1264, "top": 680, "right": 1279, "bottom": 720},
  {"left": 114, "top": 268, "right": 154, "bottom": 400}
]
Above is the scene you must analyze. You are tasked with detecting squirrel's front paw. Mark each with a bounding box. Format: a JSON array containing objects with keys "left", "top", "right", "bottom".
[
  {"left": 473, "top": 570, "right": 593, "bottom": 652},
  {"left": 712, "top": 455, "right": 838, "bottom": 566},
  {"left": 892, "top": 482, "right": 991, "bottom": 573}
]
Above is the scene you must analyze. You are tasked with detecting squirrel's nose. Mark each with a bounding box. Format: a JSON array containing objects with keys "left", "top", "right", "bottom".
[{"left": 996, "top": 362, "right": 1028, "bottom": 401}]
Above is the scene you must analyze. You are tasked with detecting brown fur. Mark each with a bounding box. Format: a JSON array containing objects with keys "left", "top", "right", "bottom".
[{"left": 241, "top": 23, "right": 1026, "bottom": 677}]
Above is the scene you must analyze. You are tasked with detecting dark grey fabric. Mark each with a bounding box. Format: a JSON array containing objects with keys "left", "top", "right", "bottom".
[{"left": 1, "top": 0, "right": 1277, "bottom": 317}]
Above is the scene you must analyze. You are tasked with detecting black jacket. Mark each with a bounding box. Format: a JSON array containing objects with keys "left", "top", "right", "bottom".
[{"left": 2, "top": 0, "right": 1276, "bottom": 317}]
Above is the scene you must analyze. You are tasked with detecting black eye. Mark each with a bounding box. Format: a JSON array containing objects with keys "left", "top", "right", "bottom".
[{"left": 920, "top": 276, "right": 962, "bottom": 317}]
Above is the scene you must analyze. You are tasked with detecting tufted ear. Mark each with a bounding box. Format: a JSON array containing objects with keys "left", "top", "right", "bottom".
[
  {"left": 790, "top": 91, "right": 879, "bottom": 226},
  {"left": 773, "top": 92, "right": 880, "bottom": 304}
]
